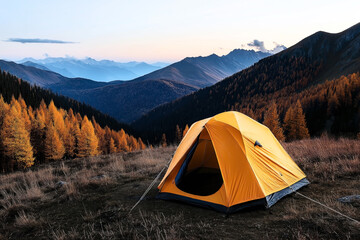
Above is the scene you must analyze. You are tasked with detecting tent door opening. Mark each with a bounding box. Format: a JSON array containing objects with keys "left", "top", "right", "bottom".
[{"left": 175, "top": 129, "right": 223, "bottom": 196}]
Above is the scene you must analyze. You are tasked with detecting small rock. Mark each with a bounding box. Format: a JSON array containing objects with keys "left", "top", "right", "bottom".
[
  {"left": 56, "top": 181, "right": 67, "bottom": 188},
  {"left": 91, "top": 174, "right": 107, "bottom": 180},
  {"left": 337, "top": 195, "right": 360, "bottom": 203}
]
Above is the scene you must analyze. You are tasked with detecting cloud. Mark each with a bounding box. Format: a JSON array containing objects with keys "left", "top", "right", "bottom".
[
  {"left": 269, "top": 42, "right": 286, "bottom": 54},
  {"left": 247, "top": 39, "right": 267, "bottom": 52},
  {"left": 5, "top": 38, "right": 77, "bottom": 44},
  {"left": 247, "top": 39, "right": 286, "bottom": 53}
]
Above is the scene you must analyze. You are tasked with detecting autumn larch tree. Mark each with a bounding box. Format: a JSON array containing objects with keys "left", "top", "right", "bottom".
[
  {"left": 44, "top": 123, "right": 65, "bottom": 161},
  {"left": 175, "top": 124, "right": 182, "bottom": 143},
  {"left": 115, "top": 129, "right": 129, "bottom": 152},
  {"left": 161, "top": 133, "right": 167, "bottom": 148},
  {"left": 31, "top": 108, "right": 47, "bottom": 163},
  {"left": 182, "top": 125, "right": 189, "bottom": 138},
  {"left": 0, "top": 96, "right": 9, "bottom": 172},
  {"left": 1, "top": 105, "right": 34, "bottom": 170},
  {"left": 138, "top": 138, "right": 146, "bottom": 150},
  {"left": 78, "top": 116, "right": 99, "bottom": 158},
  {"left": 64, "top": 109, "right": 79, "bottom": 158},
  {"left": 109, "top": 137, "right": 117, "bottom": 154},
  {"left": 284, "top": 100, "right": 310, "bottom": 141},
  {"left": 263, "top": 102, "right": 285, "bottom": 141}
]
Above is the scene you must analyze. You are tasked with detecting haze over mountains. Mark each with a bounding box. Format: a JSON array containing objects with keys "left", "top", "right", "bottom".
[
  {"left": 18, "top": 57, "right": 169, "bottom": 81},
  {"left": 133, "top": 22, "right": 360, "bottom": 141},
  {"left": 0, "top": 49, "right": 271, "bottom": 123}
]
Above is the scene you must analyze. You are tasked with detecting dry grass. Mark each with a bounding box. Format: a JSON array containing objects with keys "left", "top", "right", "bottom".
[
  {"left": 0, "top": 140, "right": 359, "bottom": 239},
  {"left": 283, "top": 136, "right": 360, "bottom": 182},
  {"left": 14, "top": 210, "right": 40, "bottom": 228},
  {"left": 0, "top": 146, "right": 173, "bottom": 233}
]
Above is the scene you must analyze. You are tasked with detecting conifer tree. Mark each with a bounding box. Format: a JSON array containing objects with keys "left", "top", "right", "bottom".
[
  {"left": 0, "top": 96, "right": 9, "bottom": 172},
  {"left": 68, "top": 117, "right": 81, "bottom": 158},
  {"left": 175, "top": 124, "right": 182, "bottom": 143},
  {"left": 78, "top": 116, "right": 99, "bottom": 158},
  {"left": 103, "top": 126, "right": 112, "bottom": 154},
  {"left": 127, "top": 136, "right": 139, "bottom": 151},
  {"left": 92, "top": 120, "right": 105, "bottom": 154},
  {"left": 263, "top": 102, "right": 285, "bottom": 141},
  {"left": 161, "top": 133, "right": 167, "bottom": 148},
  {"left": 48, "top": 100, "right": 66, "bottom": 140},
  {"left": 116, "top": 129, "right": 129, "bottom": 152},
  {"left": 44, "top": 123, "right": 65, "bottom": 161},
  {"left": 293, "top": 100, "right": 310, "bottom": 139},
  {"left": 182, "top": 125, "right": 189, "bottom": 138},
  {"left": 31, "top": 109, "right": 47, "bottom": 162},
  {"left": 18, "top": 96, "right": 32, "bottom": 132},
  {"left": 284, "top": 107, "right": 296, "bottom": 141},
  {"left": 138, "top": 138, "right": 146, "bottom": 150},
  {"left": 284, "top": 100, "right": 310, "bottom": 141},
  {"left": 1, "top": 106, "right": 34, "bottom": 170},
  {"left": 109, "top": 137, "right": 117, "bottom": 154}
]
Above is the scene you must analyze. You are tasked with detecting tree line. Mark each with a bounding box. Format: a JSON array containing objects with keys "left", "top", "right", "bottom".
[
  {"left": 0, "top": 69, "right": 135, "bottom": 135},
  {"left": 0, "top": 96, "right": 145, "bottom": 173},
  {"left": 133, "top": 54, "right": 360, "bottom": 143},
  {"left": 169, "top": 99, "right": 310, "bottom": 145}
]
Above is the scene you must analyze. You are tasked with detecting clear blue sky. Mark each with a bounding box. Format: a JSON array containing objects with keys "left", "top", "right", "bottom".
[{"left": 1, "top": 0, "right": 359, "bottom": 62}]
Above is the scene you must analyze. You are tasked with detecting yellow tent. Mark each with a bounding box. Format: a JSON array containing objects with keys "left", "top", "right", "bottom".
[{"left": 157, "top": 111, "right": 309, "bottom": 213}]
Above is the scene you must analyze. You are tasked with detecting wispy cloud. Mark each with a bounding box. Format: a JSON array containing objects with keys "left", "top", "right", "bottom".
[
  {"left": 247, "top": 39, "right": 267, "bottom": 52},
  {"left": 247, "top": 39, "right": 286, "bottom": 54},
  {"left": 5, "top": 38, "right": 77, "bottom": 44}
]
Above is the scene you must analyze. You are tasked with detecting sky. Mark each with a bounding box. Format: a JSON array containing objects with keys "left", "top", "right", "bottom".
[{"left": 1, "top": 0, "right": 359, "bottom": 63}]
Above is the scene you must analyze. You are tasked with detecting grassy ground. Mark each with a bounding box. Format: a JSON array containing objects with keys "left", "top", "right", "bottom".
[{"left": 0, "top": 137, "right": 359, "bottom": 239}]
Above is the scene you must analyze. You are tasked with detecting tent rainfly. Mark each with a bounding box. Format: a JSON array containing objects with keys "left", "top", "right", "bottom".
[{"left": 157, "top": 111, "right": 309, "bottom": 213}]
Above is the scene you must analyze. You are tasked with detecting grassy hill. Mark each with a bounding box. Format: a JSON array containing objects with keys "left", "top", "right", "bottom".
[{"left": 0, "top": 137, "right": 359, "bottom": 239}]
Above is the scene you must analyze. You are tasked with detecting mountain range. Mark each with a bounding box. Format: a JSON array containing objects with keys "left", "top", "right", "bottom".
[
  {"left": 0, "top": 49, "right": 271, "bottom": 123},
  {"left": 133, "top": 22, "right": 360, "bottom": 141},
  {"left": 133, "top": 49, "right": 271, "bottom": 88},
  {"left": 18, "top": 57, "right": 169, "bottom": 81}
]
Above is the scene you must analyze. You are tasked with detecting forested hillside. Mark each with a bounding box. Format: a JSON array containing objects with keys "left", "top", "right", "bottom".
[
  {"left": 133, "top": 23, "right": 360, "bottom": 142},
  {"left": 0, "top": 96, "right": 146, "bottom": 173},
  {"left": 0, "top": 70, "right": 146, "bottom": 172},
  {"left": 0, "top": 69, "right": 133, "bottom": 133}
]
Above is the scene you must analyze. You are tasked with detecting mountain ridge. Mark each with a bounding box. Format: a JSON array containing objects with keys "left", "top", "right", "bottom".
[
  {"left": 19, "top": 57, "right": 166, "bottom": 81},
  {"left": 1, "top": 48, "right": 271, "bottom": 123},
  {"left": 132, "top": 22, "right": 360, "bottom": 142},
  {"left": 133, "top": 49, "right": 271, "bottom": 88}
]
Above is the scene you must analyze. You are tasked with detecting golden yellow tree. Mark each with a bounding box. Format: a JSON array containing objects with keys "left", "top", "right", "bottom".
[
  {"left": 115, "top": 129, "right": 129, "bottom": 152},
  {"left": 1, "top": 105, "right": 34, "bottom": 170},
  {"left": 138, "top": 138, "right": 146, "bottom": 150},
  {"left": 44, "top": 123, "right": 65, "bottom": 161},
  {"left": 182, "top": 124, "right": 189, "bottom": 138},
  {"left": 263, "top": 102, "right": 285, "bottom": 141},
  {"left": 0, "top": 96, "right": 10, "bottom": 172},
  {"left": 109, "top": 137, "right": 117, "bottom": 153},
  {"left": 18, "top": 96, "right": 32, "bottom": 132},
  {"left": 127, "top": 136, "right": 139, "bottom": 151},
  {"left": 293, "top": 100, "right": 310, "bottom": 140},
  {"left": 93, "top": 122, "right": 106, "bottom": 154},
  {"left": 48, "top": 100, "right": 66, "bottom": 140},
  {"left": 284, "top": 100, "right": 310, "bottom": 141},
  {"left": 78, "top": 116, "right": 99, "bottom": 158}
]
